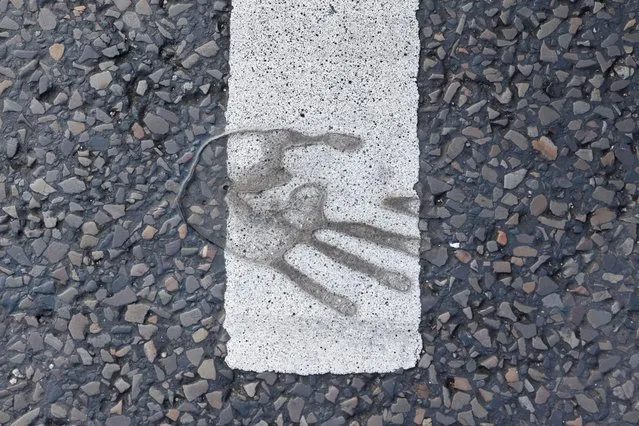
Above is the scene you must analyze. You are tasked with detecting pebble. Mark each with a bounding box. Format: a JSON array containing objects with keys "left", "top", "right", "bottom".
[
  {"left": 195, "top": 40, "right": 220, "bottom": 57},
  {"left": 30, "top": 178, "right": 56, "bottom": 196},
  {"left": 427, "top": 176, "right": 452, "bottom": 195},
  {"left": 37, "top": 8, "right": 56, "bottom": 30},
  {"left": 88, "top": 136, "right": 109, "bottom": 151},
  {"left": 591, "top": 208, "right": 616, "bottom": 227},
  {"left": 136, "top": 0, "right": 152, "bottom": 15},
  {"left": 81, "top": 382, "right": 101, "bottom": 396},
  {"left": 143, "top": 341, "right": 157, "bottom": 362},
  {"left": 58, "top": 177, "right": 86, "bottom": 194},
  {"left": 192, "top": 327, "right": 208, "bottom": 342},
  {"left": 122, "top": 11, "right": 141, "bottom": 28},
  {"left": 496, "top": 230, "right": 507, "bottom": 246},
  {"left": 424, "top": 246, "right": 448, "bottom": 267},
  {"left": 536, "top": 276, "right": 559, "bottom": 296},
  {"left": 0, "top": 17, "right": 20, "bottom": 30},
  {"left": 43, "top": 242, "right": 69, "bottom": 264},
  {"left": 505, "top": 367, "right": 519, "bottom": 383},
  {"left": 473, "top": 329, "right": 491, "bottom": 348},
  {"left": 183, "top": 380, "right": 209, "bottom": 402},
  {"left": 287, "top": 397, "right": 305, "bottom": 423},
  {"left": 503, "top": 169, "right": 526, "bottom": 189},
  {"left": 504, "top": 130, "right": 528, "bottom": 150},
  {"left": 538, "top": 106, "right": 560, "bottom": 126},
  {"left": 197, "top": 359, "right": 217, "bottom": 380},
  {"left": 129, "top": 263, "right": 149, "bottom": 276},
  {"left": 539, "top": 41, "right": 558, "bottom": 63},
  {"left": 532, "top": 137, "right": 558, "bottom": 160},
  {"left": 537, "top": 18, "right": 562, "bottom": 39},
  {"left": 180, "top": 308, "right": 203, "bottom": 327},
  {"left": 90, "top": 71, "right": 113, "bottom": 90},
  {"left": 0, "top": 80, "right": 13, "bottom": 96},
  {"left": 454, "top": 250, "right": 472, "bottom": 263},
  {"left": 515, "top": 323, "right": 537, "bottom": 339},
  {"left": 586, "top": 310, "right": 612, "bottom": 329},
  {"left": 453, "top": 377, "right": 472, "bottom": 391},
  {"left": 615, "top": 118, "right": 635, "bottom": 133},
  {"left": 530, "top": 194, "right": 548, "bottom": 216},
  {"left": 497, "top": 302, "right": 517, "bottom": 321},
  {"left": 168, "top": 3, "right": 193, "bottom": 17},
  {"left": 4, "top": 99, "right": 22, "bottom": 112},
  {"left": 49, "top": 43, "right": 65, "bottom": 61},
  {"left": 5, "top": 138, "right": 18, "bottom": 158},
  {"left": 68, "top": 314, "right": 89, "bottom": 340},
  {"left": 106, "top": 415, "right": 131, "bottom": 426},
  {"left": 104, "top": 204, "right": 126, "bottom": 219},
  {"left": 141, "top": 226, "right": 158, "bottom": 240},
  {"left": 124, "top": 304, "right": 149, "bottom": 323},
  {"left": 493, "top": 261, "right": 511, "bottom": 273},
  {"left": 592, "top": 187, "right": 615, "bottom": 205},
  {"left": 143, "top": 113, "right": 170, "bottom": 135},
  {"left": 11, "top": 408, "right": 40, "bottom": 426},
  {"left": 575, "top": 394, "right": 599, "bottom": 413},
  {"left": 104, "top": 287, "right": 138, "bottom": 307}
]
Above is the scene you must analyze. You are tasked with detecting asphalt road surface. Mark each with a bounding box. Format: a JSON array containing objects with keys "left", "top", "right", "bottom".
[{"left": 0, "top": 0, "right": 638, "bottom": 425}]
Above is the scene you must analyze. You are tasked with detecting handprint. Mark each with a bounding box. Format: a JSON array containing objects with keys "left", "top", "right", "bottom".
[{"left": 224, "top": 129, "right": 420, "bottom": 316}]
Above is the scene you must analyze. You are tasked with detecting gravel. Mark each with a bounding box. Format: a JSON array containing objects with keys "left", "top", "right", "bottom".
[{"left": 0, "top": 0, "right": 636, "bottom": 424}]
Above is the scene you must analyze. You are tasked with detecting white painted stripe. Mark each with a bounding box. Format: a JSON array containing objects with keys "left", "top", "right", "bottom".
[{"left": 224, "top": 0, "right": 421, "bottom": 374}]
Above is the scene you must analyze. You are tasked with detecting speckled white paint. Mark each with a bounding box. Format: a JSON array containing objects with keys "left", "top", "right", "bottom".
[{"left": 225, "top": 0, "right": 421, "bottom": 374}]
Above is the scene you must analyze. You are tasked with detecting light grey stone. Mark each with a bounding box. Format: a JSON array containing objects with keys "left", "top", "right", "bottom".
[
  {"left": 536, "top": 18, "right": 561, "bottom": 39},
  {"left": 58, "top": 177, "right": 86, "bottom": 194},
  {"left": 287, "top": 397, "right": 305, "bottom": 423},
  {"left": 586, "top": 309, "right": 611, "bottom": 329},
  {"left": 89, "top": 71, "right": 113, "bottom": 90},
  {"left": 183, "top": 380, "right": 208, "bottom": 401},
  {"left": 11, "top": 408, "right": 40, "bottom": 426},
  {"left": 539, "top": 41, "right": 557, "bottom": 63},
  {"left": 179, "top": 308, "right": 202, "bottom": 327},
  {"left": 195, "top": 40, "right": 220, "bottom": 57},
  {"left": 30, "top": 178, "right": 56, "bottom": 196},
  {"left": 68, "top": 313, "right": 89, "bottom": 340},
  {"left": 539, "top": 105, "right": 560, "bottom": 126},
  {"left": 504, "top": 169, "right": 527, "bottom": 189},
  {"left": 43, "top": 242, "right": 69, "bottom": 263},
  {"left": 37, "top": 8, "right": 56, "bottom": 30},
  {"left": 143, "top": 113, "right": 169, "bottom": 135},
  {"left": 124, "top": 304, "right": 149, "bottom": 323},
  {"left": 197, "top": 359, "right": 216, "bottom": 379},
  {"left": 0, "top": 17, "right": 20, "bottom": 31}
]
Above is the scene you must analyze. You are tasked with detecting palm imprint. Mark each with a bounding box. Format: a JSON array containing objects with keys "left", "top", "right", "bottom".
[{"left": 225, "top": 129, "right": 420, "bottom": 316}]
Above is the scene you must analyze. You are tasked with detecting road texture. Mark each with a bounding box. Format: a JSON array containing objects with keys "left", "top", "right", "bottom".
[{"left": 0, "top": 0, "right": 638, "bottom": 425}]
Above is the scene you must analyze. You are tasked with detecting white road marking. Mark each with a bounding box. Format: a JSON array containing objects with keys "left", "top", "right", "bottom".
[{"left": 224, "top": 0, "right": 421, "bottom": 374}]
